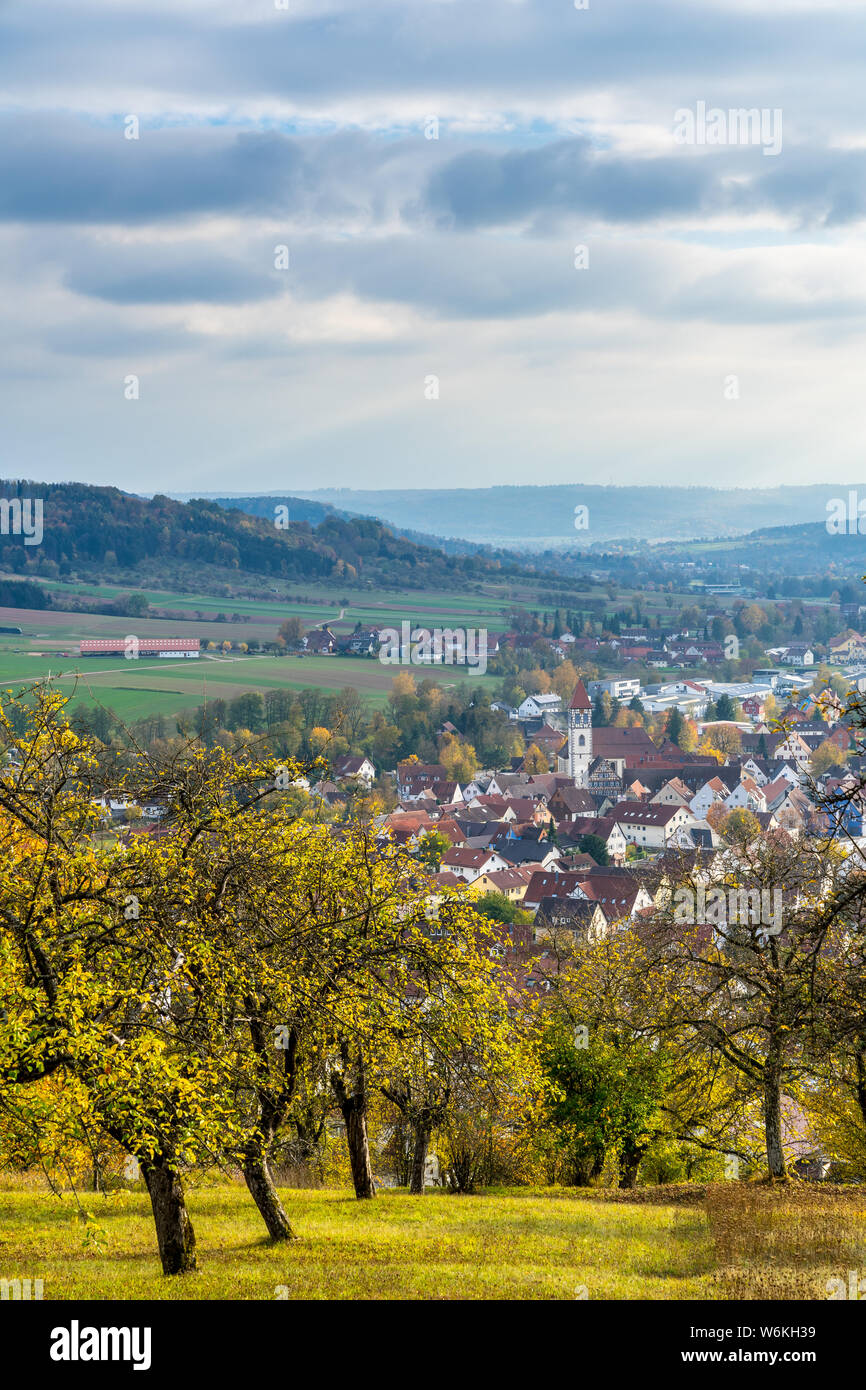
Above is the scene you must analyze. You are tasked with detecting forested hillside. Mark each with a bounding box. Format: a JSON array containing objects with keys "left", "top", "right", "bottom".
[{"left": 0, "top": 481, "right": 522, "bottom": 591}]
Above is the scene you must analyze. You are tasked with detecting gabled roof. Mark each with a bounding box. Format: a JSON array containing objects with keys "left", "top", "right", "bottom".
[
  {"left": 536, "top": 897, "right": 602, "bottom": 928},
  {"left": 611, "top": 801, "right": 691, "bottom": 826},
  {"left": 592, "top": 727, "right": 658, "bottom": 759},
  {"left": 524, "top": 870, "right": 587, "bottom": 902},
  {"left": 496, "top": 840, "right": 560, "bottom": 865},
  {"left": 480, "top": 869, "right": 528, "bottom": 892},
  {"left": 441, "top": 847, "right": 503, "bottom": 869}
]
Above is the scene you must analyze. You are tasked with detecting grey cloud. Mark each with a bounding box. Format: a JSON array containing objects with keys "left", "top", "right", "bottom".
[
  {"left": 63, "top": 248, "right": 283, "bottom": 305},
  {"left": 50, "top": 227, "right": 866, "bottom": 330},
  {"left": 0, "top": 120, "right": 307, "bottom": 223}
]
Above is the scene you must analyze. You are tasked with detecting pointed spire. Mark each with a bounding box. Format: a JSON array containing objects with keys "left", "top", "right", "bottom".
[{"left": 570, "top": 679, "right": 592, "bottom": 711}]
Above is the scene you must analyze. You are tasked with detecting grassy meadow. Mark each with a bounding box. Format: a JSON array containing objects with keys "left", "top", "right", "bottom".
[
  {"left": 2, "top": 1178, "right": 863, "bottom": 1301},
  {"left": 0, "top": 1180, "right": 711, "bottom": 1301}
]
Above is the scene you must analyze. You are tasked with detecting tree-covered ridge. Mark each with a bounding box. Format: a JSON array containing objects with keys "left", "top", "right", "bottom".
[{"left": 0, "top": 480, "right": 522, "bottom": 590}]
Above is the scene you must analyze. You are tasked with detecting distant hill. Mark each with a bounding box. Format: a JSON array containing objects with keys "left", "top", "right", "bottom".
[
  {"left": 181, "top": 493, "right": 492, "bottom": 558},
  {"left": 653, "top": 519, "right": 866, "bottom": 573},
  {"left": 279, "top": 484, "right": 860, "bottom": 547},
  {"left": 0, "top": 480, "right": 521, "bottom": 592}
]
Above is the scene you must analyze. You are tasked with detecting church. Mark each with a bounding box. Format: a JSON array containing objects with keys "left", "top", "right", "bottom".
[
  {"left": 558, "top": 679, "right": 659, "bottom": 790},
  {"left": 566, "top": 678, "right": 594, "bottom": 786}
]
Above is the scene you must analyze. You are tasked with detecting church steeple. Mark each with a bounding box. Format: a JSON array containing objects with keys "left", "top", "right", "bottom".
[
  {"left": 568, "top": 679, "right": 593, "bottom": 786},
  {"left": 569, "top": 679, "right": 592, "bottom": 712}
]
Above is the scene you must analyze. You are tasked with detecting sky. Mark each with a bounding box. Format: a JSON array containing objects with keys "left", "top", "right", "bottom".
[{"left": 1, "top": 0, "right": 865, "bottom": 502}]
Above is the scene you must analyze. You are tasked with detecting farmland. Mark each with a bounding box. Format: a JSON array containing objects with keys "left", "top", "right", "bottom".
[
  {"left": 0, "top": 578, "right": 520, "bottom": 722},
  {"left": 0, "top": 563, "right": 730, "bottom": 725}
]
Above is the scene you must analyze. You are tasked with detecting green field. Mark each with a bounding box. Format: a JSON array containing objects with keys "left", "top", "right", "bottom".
[
  {"left": 0, "top": 580, "right": 508, "bottom": 722},
  {"left": 4, "top": 1178, "right": 862, "bottom": 1300},
  {"left": 0, "top": 1182, "right": 711, "bottom": 1300}
]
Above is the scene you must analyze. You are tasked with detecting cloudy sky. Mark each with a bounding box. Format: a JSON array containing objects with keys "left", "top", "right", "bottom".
[{"left": 1, "top": 0, "right": 864, "bottom": 497}]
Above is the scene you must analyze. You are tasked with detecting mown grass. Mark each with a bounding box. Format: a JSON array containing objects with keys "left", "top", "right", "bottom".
[{"left": 0, "top": 1181, "right": 712, "bottom": 1301}]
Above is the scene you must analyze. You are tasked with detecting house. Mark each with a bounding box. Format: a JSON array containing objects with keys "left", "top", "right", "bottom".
[
  {"left": 331, "top": 754, "right": 376, "bottom": 787},
  {"left": 534, "top": 897, "right": 608, "bottom": 943},
  {"left": 664, "top": 639, "right": 725, "bottom": 665},
  {"left": 527, "top": 723, "right": 568, "bottom": 758},
  {"left": 430, "top": 780, "right": 463, "bottom": 805},
  {"left": 650, "top": 777, "right": 694, "bottom": 808},
  {"left": 588, "top": 677, "right": 642, "bottom": 702},
  {"left": 548, "top": 786, "right": 598, "bottom": 822},
  {"left": 828, "top": 632, "right": 866, "bottom": 664},
  {"left": 779, "top": 644, "right": 814, "bottom": 667},
  {"left": 611, "top": 802, "right": 697, "bottom": 850},
  {"left": 517, "top": 693, "right": 564, "bottom": 720},
  {"left": 823, "top": 784, "right": 866, "bottom": 839},
  {"left": 578, "top": 874, "right": 655, "bottom": 924},
  {"left": 495, "top": 839, "right": 562, "bottom": 871},
  {"left": 470, "top": 868, "right": 529, "bottom": 903},
  {"left": 439, "top": 847, "right": 510, "bottom": 882},
  {"left": 396, "top": 762, "right": 447, "bottom": 798},
  {"left": 344, "top": 628, "right": 381, "bottom": 656},
  {"left": 463, "top": 774, "right": 505, "bottom": 799},
  {"left": 427, "top": 870, "right": 462, "bottom": 890},
  {"left": 724, "top": 776, "right": 766, "bottom": 814},
  {"left": 522, "top": 870, "right": 591, "bottom": 912},
  {"left": 766, "top": 785, "right": 812, "bottom": 835},
  {"left": 740, "top": 756, "right": 770, "bottom": 786},
  {"left": 690, "top": 776, "right": 728, "bottom": 820},
  {"left": 587, "top": 756, "right": 623, "bottom": 803},
  {"left": 303, "top": 626, "right": 338, "bottom": 654},
  {"left": 501, "top": 796, "right": 553, "bottom": 827},
  {"left": 560, "top": 816, "right": 628, "bottom": 865},
  {"left": 466, "top": 794, "right": 515, "bottom": 820},
  {"left": 769, "top": 730, "right": 812, "bottom": 770},
  {"left": 741, "top": 695, "right": 767, "bottom": 720}
]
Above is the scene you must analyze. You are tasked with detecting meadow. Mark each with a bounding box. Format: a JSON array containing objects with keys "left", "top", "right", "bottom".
[
  {"left": 2, "top": 1179, "right": 863, "bottom": 1301},
  {"left": 0, "top": 1181, "right": 711, "bottom": 1301}
]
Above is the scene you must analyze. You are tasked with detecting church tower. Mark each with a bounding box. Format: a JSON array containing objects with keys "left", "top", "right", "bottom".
[{"left": 568, "top": 679, "right": 593, "bottom": 787}]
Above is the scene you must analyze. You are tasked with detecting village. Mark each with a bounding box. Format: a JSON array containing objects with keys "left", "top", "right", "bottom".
[{"left": 299, "top": 643, "right": 866, "bottom": 1018}]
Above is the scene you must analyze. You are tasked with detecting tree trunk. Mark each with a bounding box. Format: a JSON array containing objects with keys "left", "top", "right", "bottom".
[
  {"left": 763, "top": 1068, "right": 787, "bottom": 1179},
  {"left": 409, "top": 1120, "right": 431, "bottom": 1195},
  {"left": 618, "top": 1143, "right": 644, "bottom": 1189},
  {"left": 242, "top": 1147, "right": 296, "bottom": 1241},
  {"left": 141, "top": 1156, "right": 197, "bottom": 1274},
  {"left": 344, "top": 1096, "right": 375, "bottom": 1199},
  {"left": 332, "top": 1052, "right": 375, "bottom": 1199},
  {"left": 855, "top": 1047, "right": 866, "bottom": 1132}
]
